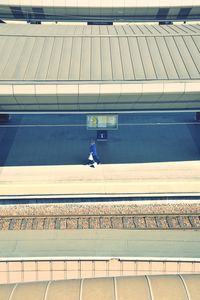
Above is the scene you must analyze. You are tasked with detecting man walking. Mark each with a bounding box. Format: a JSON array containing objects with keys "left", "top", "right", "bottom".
[{"left": 89, "top": 139, "right": 100, "bottom": 167}]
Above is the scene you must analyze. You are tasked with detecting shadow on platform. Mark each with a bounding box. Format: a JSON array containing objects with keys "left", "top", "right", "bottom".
[{"left": 0, "top": 114, "right": 200, "bottom": 167}]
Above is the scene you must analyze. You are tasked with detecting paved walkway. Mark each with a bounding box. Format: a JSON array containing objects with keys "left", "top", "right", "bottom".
[
  {"left": 0, "top": 229, "right": 200, "bottom": 258},
  {"left": 0, "top": 161, "right": 200, "bottom": 196}
]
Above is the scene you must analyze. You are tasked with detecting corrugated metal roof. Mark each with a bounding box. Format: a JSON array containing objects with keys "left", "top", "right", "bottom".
[
  {"left": 0, "top": 23, "right": 200, "bottom": 82},
  {"left": 1, "top": 275, "right": 200, "bottom": 300}
]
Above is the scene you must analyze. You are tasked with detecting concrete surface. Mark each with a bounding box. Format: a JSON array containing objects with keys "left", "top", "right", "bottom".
[
  {"left": 0, "top": 161, "right": 200, "bottom": 196},
  {"left": 0, "top": 230, "right": 200, "bottom": 259}
]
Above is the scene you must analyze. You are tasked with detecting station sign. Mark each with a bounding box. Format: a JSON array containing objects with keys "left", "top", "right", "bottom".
[{"left": 87, "top": 115, "right": 118, "bottom": 130}]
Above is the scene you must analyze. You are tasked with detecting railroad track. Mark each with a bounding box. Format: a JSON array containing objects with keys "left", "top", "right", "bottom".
[{"left": 0, "top": 214, "right": 200, "bottom": 230}]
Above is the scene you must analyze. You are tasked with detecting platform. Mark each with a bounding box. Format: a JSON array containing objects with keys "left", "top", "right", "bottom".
[
  {"left": 0, "top": 113, "right": 200, "bottom": 197},
  {"left": 0, "top": 161, "right": 200, "bottom": 197},
  {"left": 0, "top": 230, "right": 200, "bottom": 259}
]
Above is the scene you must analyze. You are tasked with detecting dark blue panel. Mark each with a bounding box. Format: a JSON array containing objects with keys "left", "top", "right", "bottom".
[
  {"left": 178, "top": 7, "right": 192, "bottom": 19},
  {"left": 156, "top": 8, "right": 169, "bottom": 19},
  {"left": 32, "top": 7, "right": 45, "bottom": 20},
  {"left": 88, "top": 21, "right": 113, "bottom": 25},
  {"left": 10, "top": 6, "right": 24, "bottom": 19}
]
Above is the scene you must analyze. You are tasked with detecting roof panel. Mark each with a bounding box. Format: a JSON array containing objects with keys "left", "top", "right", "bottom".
[
  {"left": 63, "top": 26, "right": 76, "bottom": 35},
  {"left": 108, "top": 26, "right": 117, "bottom": 35},
  {"left": 83, "top": 26, "right": 92, "bottom": 35},
  {"left": 57, "top": 37, "right": 73, "bottom": 80},
  {"left": 139, "top": 25, "right": 152, "bottom": 35},
  {"left": 128, "top": 37, "right": 145, "bottom": 80},
  {"left": 0, "top": 24, "right": 13, "bottom": 34},
  {"left": 33, "top": 24, "right": 47, "bottom": 35},
  {"left": 0, "top": 37, "right": 16, "bottom": 77},
  {"left": 122, "top": 25, "right": 133, "bottom": 35},
  {"left": 115, "top": 26, "right": 125, "bottom": 35},
  {"left": 193, "top": 36, "right": 200, "bottom": 52},
  {"left": 0, "top": 24, "right": 199, "bottom": 83},
  {"left": 83, "top": 278, "right": 114, "bottom": 300},
  {"left": 1, "top": 275, "right": 200, "bottom": 300},
  {"left": 91, "top": 26, "right": 100, "bottom": 35},
  {"left": 164, "top": 36, "right": 189, "bottom": 79},
  {"left": 35, "top": 37, "right": 54, "bottom": 80},
  {"left": 14, "top": 281, "right": 48, "bottom": 300},
  {"left": 12, "top": 37, "right": 36, "bottom": 80},
  {"left": 149, "top": 275, "right": 188, "bottom": 300},
  {"left": 146, "top": 25, "right": 160, "bottom": 35},
  {"left": 165, "top": 24, "right": 184, "bottom": 34},
  {"left": 129, "top": 25, "right": 143, "bottom": 35},
  {"left": 2, "top": 24, "right": 22, "bottom": 35},
  {"left": 48, "top": 280, "right": 80, "bottom": 300},
  {"left": 54, "top": 26, "right": 68, "bottom": 36},
  {"left": 47, "top": 37, "right": 63, "bottom": 80},
  {"left": 174, "top": 36, "right": 200, "bottom": 79},
  {"left": 99, "top": 26, "right": 108, "bottom": 35},
  {"left": 119, "top": 37, "right": 134, "bottom": 80},
  {"left": 24, "top": 37, "right": 45, "bottom": 80},
  {"left": 155, "top": 36, "right": 179, "bottom": 80},
  {"left": 46, "top": 26, "right": 61, "bottom": 36},
  {"left": 182, "top": 275, "right": 200, "bottom": 300},
  {"left": 68, "top": 37, "right": 82, "bottom": 80},
  {"left": 189, "top": 24, "right": 200, "bottom": 32},
  {"left": 146, "top": 37, "right": 168, "bottom": 79},
  {"left": 0, "top": 283, "right": 15, "bottom": 300},
  {"left": 172, "top": 24, "right": 188, "bottom": 34},
  {"left": 117, "top": 277, "right": 151, "bottom": 300},
  {"left": 179, "top": 24, "right": 197, "bottom": 34},
  {"left": 74, "top": 25, "right": 84, "bottom": 35},
  {"left": 0, "top": 35, "right": 7, "bottom": 53},
  {"left": 137, "top": 37, "right": 157, "bottom": 80},
  {"left": 91, "top": 37, "right": 101, "bottom": 80},
  {"left": 101, "top": 37, "right": 113, "bottom": 80},
  {"left": 184, "top": 36, "right": 200, "bottom": 73},
  {"left": 80, "top": 37, "right": 91, "bottom": 80},
  {"left": 3, "top": 38, "right": 28, "bottom": 80},
  {"left": 0, "top": 23, "right": 200, "bottom": 38},
  {"left": 110, "top": 37, "right": 123, "bottom": 80},
  {"left": 153, "top": 25, "right": 171, "bottom": 35}
]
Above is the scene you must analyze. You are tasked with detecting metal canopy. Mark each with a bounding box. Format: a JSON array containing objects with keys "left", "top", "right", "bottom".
[
  {"left": 0, "top": 23, "right": 200, "bottom": 82},
  {"left": 0, "top": 275, "right": 200, "bottom": 300},
  {"left": 0, "top": 23, "right": 200, "bottom": 112}
]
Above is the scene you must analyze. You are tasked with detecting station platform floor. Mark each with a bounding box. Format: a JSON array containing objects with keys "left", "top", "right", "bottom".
[
  {"left": 0, "top": 229, "right": 200, "bottom": 259},
  {"left": 0, "top": 113, "right": 200, "bottom": 197},
  {"left": 0, "top": 161, "right": 200, "bottom": 197}
]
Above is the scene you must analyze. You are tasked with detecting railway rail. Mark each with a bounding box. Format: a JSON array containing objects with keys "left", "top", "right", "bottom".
[{"left": 0, "top": 214, "right": 200, "bottom": 230}]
